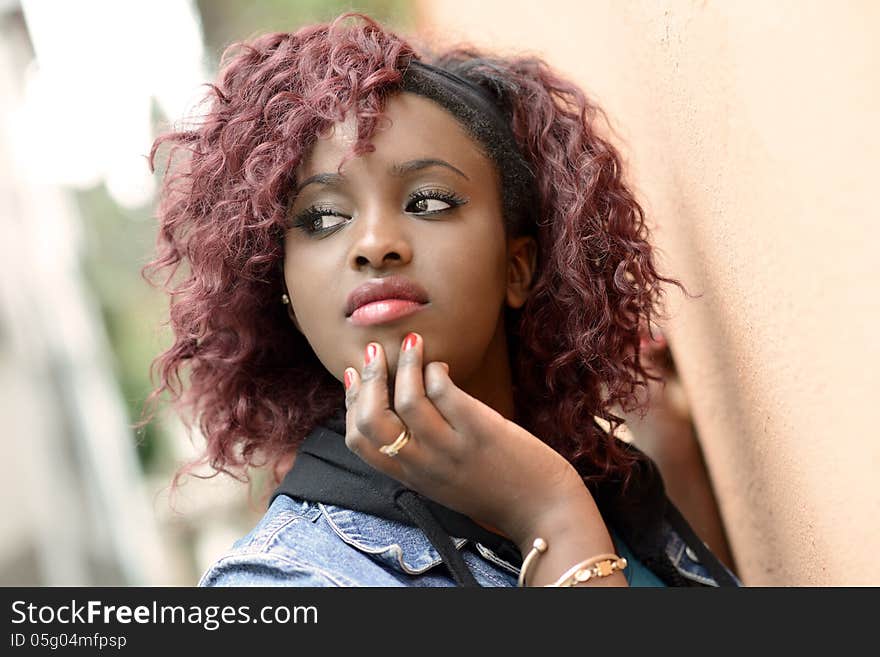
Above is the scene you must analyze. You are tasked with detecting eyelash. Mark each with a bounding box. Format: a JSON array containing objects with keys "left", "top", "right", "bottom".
[{"left": 291, "top": 188, "right": 467, "bottom": 237}]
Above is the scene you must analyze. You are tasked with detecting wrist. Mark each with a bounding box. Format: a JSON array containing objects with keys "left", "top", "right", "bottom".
[
  {"left": 514, "top": 491, "right": 623, "bottom": 587},
  {"left": 506, "top": 465, "right": 603, "bottom": 552}
]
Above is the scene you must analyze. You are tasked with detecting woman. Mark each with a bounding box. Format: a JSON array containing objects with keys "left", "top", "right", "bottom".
[{"left": 145, "top": 13, "right": 739, "bottom": 587}]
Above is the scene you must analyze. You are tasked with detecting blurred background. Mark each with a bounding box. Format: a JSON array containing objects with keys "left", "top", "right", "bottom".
[
  {"left": 0, "top": 0, "right": 411, "bottom": 587},
  {"left": 1, "top": 1, "right": 877, "bottom": 586}
]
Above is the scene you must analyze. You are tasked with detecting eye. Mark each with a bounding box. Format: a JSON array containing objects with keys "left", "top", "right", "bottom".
[
  {"left": 291, "top": 207, "right": 349, "bottom": 236},
  {"left": 308, "top": 213, "right": 346, "bottom": 231},
  {"left": 409, "top": 197, "right": 450, "bottom": 213},
  {"left": 405, "top": 189, "right": 467, "bottom": 215}
]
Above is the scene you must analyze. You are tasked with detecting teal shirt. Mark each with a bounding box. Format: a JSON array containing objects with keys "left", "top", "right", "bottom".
[
  {"left": 201, "top": 495, "right": 672, "bottom": 587},
  {"left": 611, "top": 528, "right": 667, "bottom": 587}
]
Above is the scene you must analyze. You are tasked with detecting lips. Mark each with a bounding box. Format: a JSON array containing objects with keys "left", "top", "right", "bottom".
[{"left": 344, "top": 275, "right": 430, "bottom": 320}]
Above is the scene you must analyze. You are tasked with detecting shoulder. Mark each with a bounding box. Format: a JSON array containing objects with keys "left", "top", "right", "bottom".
[
  {"left": 594, "top": 437, "right": 741, "bottom": 587},
  {"left": 660, "top": 507, "right": 742, "bottom": 587},
  {"left": 198, "top": 495, "right": 520, "bottom": 587},
  {"left": 659, "top": 524, "right": 718, "bottom": 586},
  {"left": 198, "top": 496, "right": 367, "bottom": 587}
]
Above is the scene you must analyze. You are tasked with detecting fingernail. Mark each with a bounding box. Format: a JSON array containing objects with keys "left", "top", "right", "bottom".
[
  {"left": 343, "top": 368, "right": 353, "bottom": 390},
  {"left": 365, "top": 343, "right": 377, "bottom": 366},
  {"left": 441, "top": 362, "right": 449, "bottom": 374},
  {"left": 402, "top": 332, "right": 418, "bottom": 352}
]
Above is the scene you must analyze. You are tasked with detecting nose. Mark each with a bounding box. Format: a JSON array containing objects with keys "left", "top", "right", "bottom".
[{"left": 348, "top": 206, "right": 413, "bottom": 271}]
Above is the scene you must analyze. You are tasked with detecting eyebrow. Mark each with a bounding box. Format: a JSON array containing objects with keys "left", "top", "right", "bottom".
[{"left": 294, "top": 158, "right": 469, "bottom": 193}]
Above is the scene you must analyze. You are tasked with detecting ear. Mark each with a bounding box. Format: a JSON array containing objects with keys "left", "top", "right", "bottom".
[{"left": 505, "top": 235, "right": 538, "bottom": 310}]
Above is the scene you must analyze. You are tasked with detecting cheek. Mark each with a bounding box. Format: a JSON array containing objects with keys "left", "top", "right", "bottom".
[
  {"left": 446, "top": 251, "right": 506, "bottom": 309},
  {"left": 283, "top": 241, "right": 332, "bottom": 319},
  {"left": 283, "top": 251, "right": 343, "bottom": 365},
  {"left": 429, "top": 221, "right": 508, "bottom": 357},
  {"left": 283, "top": 250, "right": 309, "bottom": 319},
  {"left": 444, "top": 216, "right": 508, "bottom": 307}
]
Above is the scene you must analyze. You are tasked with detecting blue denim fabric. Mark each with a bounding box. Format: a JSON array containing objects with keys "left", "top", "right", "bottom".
[{"left": 199, "top": 495, "right": 738, "bottom": 587}]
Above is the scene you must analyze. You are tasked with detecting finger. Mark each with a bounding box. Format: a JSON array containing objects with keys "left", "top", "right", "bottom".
[
  {"left": 394, "top": 332, "right": 425, "bottom": 404},
  {"left": 343, "top": 364, "right": 410, "bottom": 479},
  {"left": 343, "top": 366, "right": 362, "bottom": 448},
  {"left": 423, "top": 361, "right": 501, "bottom": 437},
  {"left": 394, "top": 333, "right": 445, "bottom": 420},
  {"left": 343, "top": 367, "right": 359, "bottom": 412},
  {"left": 394, "top": 332, "right": 455, "bottom": 449},
  {"left": 354, "top": 341, "right": 404, "bottom": 449},
  {"left": 343, "top": 366, "right": 368, "bottom": 453}
]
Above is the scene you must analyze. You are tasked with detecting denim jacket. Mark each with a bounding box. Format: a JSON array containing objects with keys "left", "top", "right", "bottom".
[
  {"left": 199, "top": 414, "right": 741, "bottom": 588},
  {"left": 199, "top": 495, "right": 736, "bottom": 587}
]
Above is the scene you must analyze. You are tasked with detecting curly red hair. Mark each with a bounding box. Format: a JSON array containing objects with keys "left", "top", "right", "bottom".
[{"left": 142, "top": 13, "right": 685, "bottom": 503}]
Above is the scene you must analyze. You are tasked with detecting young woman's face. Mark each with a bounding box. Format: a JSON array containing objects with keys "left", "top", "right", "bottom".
[{"left": 283, "top": 91, "right": 533, "bottom": 399}]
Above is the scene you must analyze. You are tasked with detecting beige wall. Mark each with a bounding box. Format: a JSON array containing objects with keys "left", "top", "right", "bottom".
[{"left": 416, "top": 0, "right": 880, "bottom": 585}]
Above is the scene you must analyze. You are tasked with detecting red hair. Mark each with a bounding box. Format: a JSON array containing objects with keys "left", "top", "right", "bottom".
[{"left": 142, "top": 13, "right": 685, "bottom": 504}]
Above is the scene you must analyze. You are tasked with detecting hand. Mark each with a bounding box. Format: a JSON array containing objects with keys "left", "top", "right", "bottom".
[{"left": 342, "top": 332, "right": 585, "bottom": 545}]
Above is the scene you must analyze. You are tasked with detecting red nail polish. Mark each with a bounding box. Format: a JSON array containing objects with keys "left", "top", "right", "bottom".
[
  {"left": 365, "top": 343, "right": 377, "bottom": 365},
  {"left": 343, "top": 369, "right": 352, "bottom": 390},
  {"left": 402, "top": 333, "right": 418, "bottom": 351}
]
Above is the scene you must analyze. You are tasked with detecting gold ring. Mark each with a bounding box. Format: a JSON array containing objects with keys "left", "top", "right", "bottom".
[{"left": 379, "top": 427, "right": 411, "bottom": 457}]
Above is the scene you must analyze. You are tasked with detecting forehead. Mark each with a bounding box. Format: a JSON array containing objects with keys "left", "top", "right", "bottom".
[{"left": 297, "top": 91, "right": 491, "bottom": 178}]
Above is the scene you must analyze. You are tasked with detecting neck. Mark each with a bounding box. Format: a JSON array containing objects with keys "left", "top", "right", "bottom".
[{"left": 455, "top": 312, "right": 516, "bottom": 422}]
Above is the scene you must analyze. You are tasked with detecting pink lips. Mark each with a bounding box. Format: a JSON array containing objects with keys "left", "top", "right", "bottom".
[
  {"left": 345, "top": 275, "right": 430, "bottom": 327},
  {"left": 348, "top": 299, "right": 427, "bottom": 326}
]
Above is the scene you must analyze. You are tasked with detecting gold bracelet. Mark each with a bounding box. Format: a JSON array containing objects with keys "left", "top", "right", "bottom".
[
  {"left": 517, "top": 537, "right": 548, "bottom": 587},
  {"left": 545, "top": 553, "right": 628, "bottom": 587}
]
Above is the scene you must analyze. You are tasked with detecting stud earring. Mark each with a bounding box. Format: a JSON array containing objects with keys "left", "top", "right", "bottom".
[{"left": 281, "top": 293, "right": 290, "bottom": 305}]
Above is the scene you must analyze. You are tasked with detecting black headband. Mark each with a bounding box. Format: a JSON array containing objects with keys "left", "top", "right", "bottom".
[
  {"left": 402, "top": 59, "right": 514, "bottom": 135},
  {"left": 399, "top": 59, "right": 539, "bottom": 236}
]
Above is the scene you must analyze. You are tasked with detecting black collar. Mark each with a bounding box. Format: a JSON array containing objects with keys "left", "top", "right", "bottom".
[
  {"left": 271, "top": 413, "right": 523, "bottom": 564},
  {"left": 271, "top": 406, "right": 713, "bottom": 586}
]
